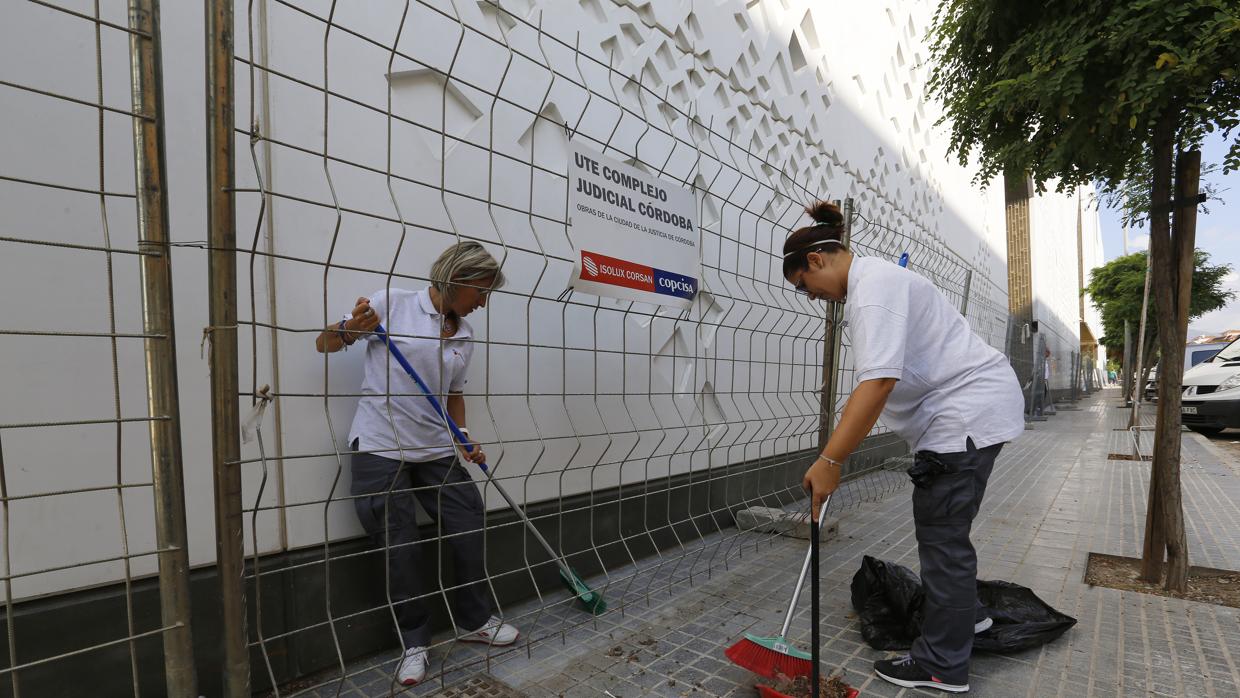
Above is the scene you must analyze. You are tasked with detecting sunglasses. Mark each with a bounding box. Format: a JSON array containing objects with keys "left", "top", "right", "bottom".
[{"left": 453, "top": 281, "right": 492, "bottom": 297}]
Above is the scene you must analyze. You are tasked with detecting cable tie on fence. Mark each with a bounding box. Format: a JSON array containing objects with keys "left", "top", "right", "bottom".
[
  {"left": 200, "top": 325, "right": 237, "bottom": 360},
  {"left": 241, "top": 384, "right": 272, "bottom": 445}
]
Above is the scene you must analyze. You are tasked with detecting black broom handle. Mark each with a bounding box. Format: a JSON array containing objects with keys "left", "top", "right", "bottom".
[{"left": 811, "top": 502, "right": 820, "bottom": 698}]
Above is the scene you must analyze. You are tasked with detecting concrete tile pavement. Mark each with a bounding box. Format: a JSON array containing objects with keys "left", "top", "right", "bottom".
[{"left": 328, "top": 389, "right": 1240, "bottom": 697}]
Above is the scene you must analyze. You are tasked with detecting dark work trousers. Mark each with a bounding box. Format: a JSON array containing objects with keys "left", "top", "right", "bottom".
[
  {"left": 908, "top": 438, "right": 1003, "bottom": 685},
  {"left": 350, "top": 440, "right": 494, "bottom": 648}
]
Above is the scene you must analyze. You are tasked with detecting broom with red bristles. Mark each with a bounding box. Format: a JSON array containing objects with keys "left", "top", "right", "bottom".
[{"left": 725, "top": 495, "right": 832, "bottom": 680}]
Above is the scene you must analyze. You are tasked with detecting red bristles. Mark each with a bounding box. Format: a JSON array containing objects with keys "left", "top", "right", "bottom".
[{"left": 724, "top": 636, "right": 813, "bottom": 680}]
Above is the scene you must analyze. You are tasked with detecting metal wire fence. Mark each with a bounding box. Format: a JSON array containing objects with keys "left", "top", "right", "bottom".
[
  {"left": 214, "top": 3, "right": 1016, "bottom": 694},
  {"left": 0, "top": 1, "right": 1017, "bottom": 696},
  {"left": 0, "top": 1, "right": 195, "bottom": 696}
]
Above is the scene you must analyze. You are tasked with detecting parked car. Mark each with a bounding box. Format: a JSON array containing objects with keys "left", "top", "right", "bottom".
[
  {"left": 1142, "top": 341, "right": 1228, "bottom": 402},
  {"left": 1180, "top": 338, "right": 1240, "bottom": 435}
]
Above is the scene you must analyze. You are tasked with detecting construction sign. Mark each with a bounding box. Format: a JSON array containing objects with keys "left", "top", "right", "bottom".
[{"left": 566, "top": 141, "right": 700, "bottom": 309}]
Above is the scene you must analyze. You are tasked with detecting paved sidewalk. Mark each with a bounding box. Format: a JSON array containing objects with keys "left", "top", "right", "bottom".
[{"left": 323, "top": 389, "right": 1240, "bottom": 697}]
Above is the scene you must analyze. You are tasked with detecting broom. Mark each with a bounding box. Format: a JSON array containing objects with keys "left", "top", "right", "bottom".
[
  {"left": 374, "top": 324, "right": 607, "bottom": 615},
  {"left": 725, "top": 495, "right": 832, "bottom": 679}
]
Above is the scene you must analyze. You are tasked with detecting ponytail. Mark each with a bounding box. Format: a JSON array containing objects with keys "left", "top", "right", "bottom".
[{"left": 781, "top": 201, "right": 846, "bottom": 278}]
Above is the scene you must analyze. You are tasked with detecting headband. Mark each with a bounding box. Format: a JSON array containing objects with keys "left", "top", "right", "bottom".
[{"left": 782, "top": 237, "right": 844, "bottom": 259}]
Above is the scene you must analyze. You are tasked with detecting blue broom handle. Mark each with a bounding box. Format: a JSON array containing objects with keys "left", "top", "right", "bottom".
[
  {"left": 898, "top": 252, "right": 909, "bottom": 268},
  {"left": 374, "top": 323, "right": 484, "bottom": 472},
  {"left": 372, "top": 324, "right": 578, "bottom": 580}
]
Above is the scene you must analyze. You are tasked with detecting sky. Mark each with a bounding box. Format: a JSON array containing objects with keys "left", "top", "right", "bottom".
[{"left": 1096, "top": 131, "right": 1240, "bottom": 336}]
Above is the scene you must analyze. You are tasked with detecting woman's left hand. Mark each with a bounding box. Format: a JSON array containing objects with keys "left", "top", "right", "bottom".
[
  {"left": 802, "top": 458, "right": 841, "bottom": 521},
  {"left": 459, "top": 440, "right": 486, "bottom": 465}
]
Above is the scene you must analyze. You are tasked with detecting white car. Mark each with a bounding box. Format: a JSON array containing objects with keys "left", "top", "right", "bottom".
[
  {"left": 1180, "top": 339, "right": 1240, "bottom": 435},
  {"left": 1145, "top": 342, "right": 1228, "bottom": 402}
]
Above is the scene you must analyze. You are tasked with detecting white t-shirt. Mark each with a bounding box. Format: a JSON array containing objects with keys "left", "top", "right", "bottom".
[
  {"left": 347, "top": 288, "right": 474, "bottom": 461},
  {"left": 845, "top": 256, "right": 1025, "bottom": 453}
]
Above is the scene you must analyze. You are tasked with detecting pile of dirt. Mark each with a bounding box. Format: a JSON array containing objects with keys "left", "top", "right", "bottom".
[{"left": 757, "top": 672, "right": 854, "bottom": 698}]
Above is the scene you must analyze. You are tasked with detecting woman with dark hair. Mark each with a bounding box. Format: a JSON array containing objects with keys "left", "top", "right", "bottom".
[
  {"left": 315, "top": 241, "right": 518, "bottom": 686},
  {"left": 784, "top": 202, "right": 1024, "bottom": 694}
]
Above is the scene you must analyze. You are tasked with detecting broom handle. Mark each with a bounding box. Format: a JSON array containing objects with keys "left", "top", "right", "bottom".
[
  {"left": 779, "top": 495, "right": 832, "bottom": 638},
  {"left": 811, "top": 509, "right": 821, "bottom": 698},
  {"left": 374, "top": 325, "right": 577, "bottom": 581}
]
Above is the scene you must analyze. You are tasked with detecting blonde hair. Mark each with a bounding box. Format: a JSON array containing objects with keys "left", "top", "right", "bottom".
[{"left": 428, "top": 241, "right": 505, "bottom": 303}]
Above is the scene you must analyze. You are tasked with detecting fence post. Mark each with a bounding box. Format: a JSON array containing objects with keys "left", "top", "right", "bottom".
[
  {"left": 206, "top": 0, "right": 251, "bottom": 695},
  {"left": 1030, "top": 334, "right": 1050, "bottom": 419},
  {"left": 818, "top": 198, "right": 852, "bottom": 453},
  {"left": 960, "top": 269, "right": 973, "bottom": 317},
  {"left": 127, "top": 1, "right": 198, "bottom": 695},
  {"left": 1070, "top": 352, "right": 1078, "bottom": 402}
]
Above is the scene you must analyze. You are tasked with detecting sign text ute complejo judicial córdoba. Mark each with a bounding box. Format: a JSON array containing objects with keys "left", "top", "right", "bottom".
[{"left": 566, "top": 142, "right": 700, "bottom": 309}]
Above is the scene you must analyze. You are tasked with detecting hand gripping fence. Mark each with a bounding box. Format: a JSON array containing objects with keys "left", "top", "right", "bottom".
[{"left": 374, "top": 324, "right": 606, "bottom": 616}]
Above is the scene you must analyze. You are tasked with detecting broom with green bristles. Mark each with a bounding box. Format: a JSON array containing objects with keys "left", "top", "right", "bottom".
[
  {"left": 726, "top": 495, "right": 831, "bottom": 679},
  {"left": 375, "top": 324, "right": 607, "bottom": 615}
]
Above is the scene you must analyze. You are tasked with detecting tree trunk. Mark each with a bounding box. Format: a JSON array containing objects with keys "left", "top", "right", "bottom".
[
  {"left": 1162, "top": 148, "right": 1200, "bottom": 592},
  {"left": 1130, "top": 252, "right": 1154, "bottom": 428},
  {"left": 1142, "top": 124, "right": 1197, "bottom": 591},
  {"left": 1122, "top": 321, "right": 1134, "bottom": 403},
  {"left": 1137, "top": 336, "right": 1157, "bottom": 402},
  {"left": 1140, "top": 113, "right": 1176, "bottom": 584},
  {"left": 1141, "top": 442, "right": 1166, "bottom": 581}
]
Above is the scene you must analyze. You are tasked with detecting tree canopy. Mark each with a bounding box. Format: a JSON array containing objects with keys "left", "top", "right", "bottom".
[
  {"left": 928, "top": 0, "right": 1240, "bottom": 592},
  {"left": 1086, "top": 250, "right": 1233, "bottom": 353},
  {"left": 927, "top": 0, "right": 1240, "bottom": 193}
]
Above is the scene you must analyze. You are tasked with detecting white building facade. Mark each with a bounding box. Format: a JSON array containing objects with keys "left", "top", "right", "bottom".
[{"left": 0, "top": 0, "right": 1100, "bottom": 692}]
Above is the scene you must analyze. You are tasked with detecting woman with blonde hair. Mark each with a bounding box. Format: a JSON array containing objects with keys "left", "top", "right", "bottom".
[{"left": 315, "top": 241, "right": 517, "bottom": 686}]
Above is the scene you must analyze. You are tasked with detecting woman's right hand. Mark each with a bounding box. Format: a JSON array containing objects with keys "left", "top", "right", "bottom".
[{"left": 346, "top": 297, "right": 380, "bottom": 338}]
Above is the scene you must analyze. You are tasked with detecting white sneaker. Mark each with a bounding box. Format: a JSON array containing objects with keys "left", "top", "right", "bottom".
[
  {"left": 397, "top": 646, "right": 428, "bottom": 686},
  {"left": 975, "top": 617, "right": 993, "bottom": 634},
  {"left": 457, "top": 616, "right": 519, "bottom": 646}
]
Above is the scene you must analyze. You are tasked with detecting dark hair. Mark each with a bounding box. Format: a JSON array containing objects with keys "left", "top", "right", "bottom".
[{"left": 781, "top": 201, "right": 846, "bottom": 279}]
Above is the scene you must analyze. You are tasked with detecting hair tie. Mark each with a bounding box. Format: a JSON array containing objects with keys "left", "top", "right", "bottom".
[{"left": 782, "top": 238, "right": 843, "bottom": 259}]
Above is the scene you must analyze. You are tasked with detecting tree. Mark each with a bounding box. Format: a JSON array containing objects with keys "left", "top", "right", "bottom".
[
  {"left": 1087, "top": 250, "right": 1233, "bottom": 400},
  {"left": 1100, "top": 160, "right": 1225, "bottom": 229},
  {"left": 928, "top": 0, "right": 1240, "bottom": 592}
]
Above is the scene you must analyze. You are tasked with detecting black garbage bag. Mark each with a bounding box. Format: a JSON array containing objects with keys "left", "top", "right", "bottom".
[
  {"left": 850, "top": 555, "right": 1076, "bottom": 653},
  {"left": 850, "top": 556, "right": 925, "bottom": 650}
]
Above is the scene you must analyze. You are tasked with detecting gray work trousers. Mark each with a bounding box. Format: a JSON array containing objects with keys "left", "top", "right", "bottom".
[
  {"left": 908, "top": 438, "right": 1002, "bottom": 685},
  {"left": 351, "top": 441, "right": 494, "bottom": 647}
]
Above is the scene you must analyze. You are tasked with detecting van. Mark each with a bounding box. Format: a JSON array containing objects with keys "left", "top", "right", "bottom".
[
  {"left": 1144, "top": 341, "right": 1229, "bottom": 401},
  {"left": 1180, "top": 338, "right": 1240, "bottom": 435}
]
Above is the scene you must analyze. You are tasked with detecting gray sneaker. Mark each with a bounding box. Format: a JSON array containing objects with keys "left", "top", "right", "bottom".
[{"left": 874, "top": 655, "right": 969, "bottom": 693}]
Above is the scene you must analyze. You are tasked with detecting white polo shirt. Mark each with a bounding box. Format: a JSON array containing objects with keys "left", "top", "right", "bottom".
[
  {"left": 845, "top": 256, "right": 1025, "bottom": 453},
  {"left": 347, "top": 288, "right": 474, "bottom": 461}
]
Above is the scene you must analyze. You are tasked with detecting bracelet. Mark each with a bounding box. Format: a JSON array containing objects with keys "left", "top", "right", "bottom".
[
  {"left": 459, "top": 427, "right": 470, "bottom": 437},
  {"left": 815, "top": 454, "right": 843, "bottom": 468},
  {"left": 336, "top": 319, "right": 354, "bottom": 346}
]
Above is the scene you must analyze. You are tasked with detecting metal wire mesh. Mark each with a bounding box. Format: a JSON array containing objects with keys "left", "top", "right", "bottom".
[
  {"left": 214, "top": 2, "right": 1016, "bottom": 694},
  {"left": 0, "top": 1, "right": 194, "bottom": 696},
  {"left": 0, "top": 1, "right": 1023, "bottom": 695}
]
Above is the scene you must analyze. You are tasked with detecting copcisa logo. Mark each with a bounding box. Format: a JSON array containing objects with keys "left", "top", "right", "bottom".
[{"left": 579, "top": 251, "right": 696, "bottom": 300}]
